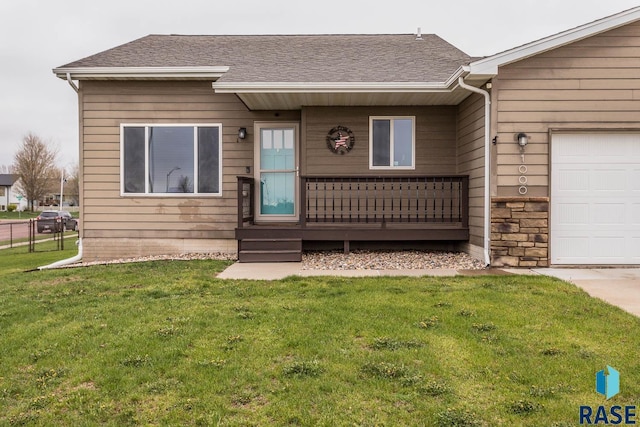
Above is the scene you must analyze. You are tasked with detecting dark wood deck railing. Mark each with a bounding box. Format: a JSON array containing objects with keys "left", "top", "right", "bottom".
[
  {"left": 238, "top": 175, "right": 469, "bottom": 230},
  {"left": 300, "top": 176, "right": 468, "bottom": 227},
  {"left": 237, "top": 176, "right": 255, "bottom": 229}
]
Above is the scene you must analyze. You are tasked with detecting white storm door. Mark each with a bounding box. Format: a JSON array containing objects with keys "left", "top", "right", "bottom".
[
  {"left": 255, "top": 123, "right": 299, "bottom": 222},
  {"left": 551, "top": 133, "right": 640, "bottom": 265}
]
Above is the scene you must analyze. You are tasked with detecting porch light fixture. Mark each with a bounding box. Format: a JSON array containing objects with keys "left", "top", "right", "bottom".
[
  {"left": 516, "top": 132, "right": 529, "bottom": 147},
  {"left": 238, "top": 127, "right": 247, "bottom": 141}
]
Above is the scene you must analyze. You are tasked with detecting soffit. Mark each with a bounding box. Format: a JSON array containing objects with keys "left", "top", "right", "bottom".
[{"left": 234, "top": 87, "right": 473, "bottom": 110}]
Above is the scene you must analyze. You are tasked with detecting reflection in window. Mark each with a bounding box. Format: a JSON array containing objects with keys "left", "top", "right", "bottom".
[
  {"left": 121, "top": 125, "right": 222, "bottom": 195},
  {"left": 149, "top": 127, "right": 194, "bottom": 193}
]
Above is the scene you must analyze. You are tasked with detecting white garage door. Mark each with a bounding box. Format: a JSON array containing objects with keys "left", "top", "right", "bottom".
[{"left": 551, "top": 133, "right": 640, "bottom": 265}]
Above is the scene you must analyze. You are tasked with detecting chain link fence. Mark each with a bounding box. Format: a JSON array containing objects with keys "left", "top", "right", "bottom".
[{"left": 0, "top": 219, "right": 74, "bottom": 253}]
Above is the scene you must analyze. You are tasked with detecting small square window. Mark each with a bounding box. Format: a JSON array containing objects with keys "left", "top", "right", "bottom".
[{"left": 369, "top": 117, "right": 415, "bottom": 169}]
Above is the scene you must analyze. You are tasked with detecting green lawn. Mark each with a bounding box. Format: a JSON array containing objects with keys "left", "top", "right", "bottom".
[
  {"left": 1, "top": 252, "right": 639, "bottom": 426},
  {"left": 0, "top": 240, "right": 80, "bottom": 274},
  {"left": 0, "top": 230, "right": 79, "bottom": 249},
  {"left": 0, "top": 211, "right": 79, "bottom": 220},
  {"left": 0, "top": 211, "right": 39, "bottom": 220}
]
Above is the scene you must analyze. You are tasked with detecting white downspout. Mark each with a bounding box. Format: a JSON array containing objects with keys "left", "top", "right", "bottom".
[
  {"left": 38, "top": 238, "right": 82, "bottom": 270},
  {"left": 39, "top": 73, "right": 82, "bottom": 270},
  {"left": 458, "top": 76, "right": 491, "bottom": 266},
  {"left": 66, "top": 73, "right": 79, "bottom": 93}
]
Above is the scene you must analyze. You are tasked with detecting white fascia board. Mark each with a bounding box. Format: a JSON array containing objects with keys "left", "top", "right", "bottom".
[
  {"left": 213, "top": 80, "right": 457, "bottom": 94},
  {"left": 445, "top": 66, "right": 469, "bottom": 87},
  {"left": 469, "top": 6, "right": 640, "bottom": 77},
  {"left": 53, "top": 66, "right": 230, "bottom": 80}
]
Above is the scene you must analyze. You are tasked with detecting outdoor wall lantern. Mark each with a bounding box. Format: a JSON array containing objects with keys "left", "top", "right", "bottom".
[
  {"left": 516, "top": 132, "right": 529, "bottom": 148},
  {"left": 238, "top": 127, "right": 247, "bottom": 141}
]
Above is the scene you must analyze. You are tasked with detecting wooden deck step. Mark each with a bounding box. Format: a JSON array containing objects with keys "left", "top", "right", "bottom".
[{"left": 238, "top": 238, "right": 302, "bottom": 263}]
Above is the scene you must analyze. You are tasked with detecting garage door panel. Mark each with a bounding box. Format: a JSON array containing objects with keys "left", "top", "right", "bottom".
[
  {"left": 592, "top": 237, "right": 626, "bottom": 258},
  {"left": 551, "top": 133, "right": 640, "bottom": 264},
  {"left": 558, "top": 169, "right": 589, "bottom": 191},
  {"left": 593, "top": 170, "right": 626, "bottom": 191},
  {"left": 555, "top": 203, "right": 589, "bottom": 225},
  {"left": 555, "top": 236, "right": 590, "bottom": 260},
  {"left": 632, "top": 170, "right": 640, "bottom": 190},
  {"left": 633, "top": 204, "right": 640, "bottom": 224},
  {"left": 632, "top": 238, "right": 640, "bottom": 260},
  {"left": 593, "top": 203, "right": 625, "bottom": 224}
]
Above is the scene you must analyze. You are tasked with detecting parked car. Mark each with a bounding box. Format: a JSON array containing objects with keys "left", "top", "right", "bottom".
[
  {"left": 36, "top": 210, "right": 78, "bottom": 233},
  {"left": 58, "top": 211, "right": 78, "bottom": 231}
]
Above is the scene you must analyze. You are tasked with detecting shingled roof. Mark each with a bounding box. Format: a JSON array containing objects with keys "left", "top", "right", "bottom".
[
  {"left": 57, "top": 34, "right": 472, "bottom": 83},
  {"left": 0, "top": 174, "right": 17, "bottom": 187}
]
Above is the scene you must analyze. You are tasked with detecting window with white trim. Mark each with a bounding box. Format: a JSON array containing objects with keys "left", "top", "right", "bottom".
[
  {"left": 369, "top": 116, "right": 415, "bottom": 169},
  {"left": 121, "top": 124, "right": 222, "bottom": 195}
]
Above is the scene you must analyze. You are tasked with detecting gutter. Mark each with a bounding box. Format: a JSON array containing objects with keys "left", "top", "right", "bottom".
[
  {"left": 66, "top": 73, "right": 79, "bottom": 93},
  {"left": 53, "top": 66, "right": 230, "bottom": 81},
  {"left": 38, "top": 238, "right": 82, "bottom": 270},
  {"left": 457, "top": 75, "right": 491, "bottom": 267}
]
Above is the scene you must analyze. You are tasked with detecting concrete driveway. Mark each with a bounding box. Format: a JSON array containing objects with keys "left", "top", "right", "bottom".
[{"left": 520, "top": 268, "right": 640, "bottom": 317}]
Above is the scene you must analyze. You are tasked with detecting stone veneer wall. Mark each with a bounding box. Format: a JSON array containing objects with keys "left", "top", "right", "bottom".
[{"left": 491, "top": 197, "right": 549, "bottom": 267}]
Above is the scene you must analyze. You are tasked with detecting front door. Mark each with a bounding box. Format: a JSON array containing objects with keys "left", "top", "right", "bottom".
[{"left": 254, "top": 122, "right": 299, "bottom": 222}]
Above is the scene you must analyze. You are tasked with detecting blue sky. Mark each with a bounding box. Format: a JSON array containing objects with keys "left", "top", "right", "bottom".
[{"left": 1, "top": 0, "right": 638, "bottom": 170}]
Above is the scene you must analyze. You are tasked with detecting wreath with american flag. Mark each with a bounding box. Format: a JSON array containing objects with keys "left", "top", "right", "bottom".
[{"left": 326, "top": 126, "right": 355, "bottom": 154}]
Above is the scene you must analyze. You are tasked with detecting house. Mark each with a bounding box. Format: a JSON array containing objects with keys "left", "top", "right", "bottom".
[
  {"left": 0, "top": 174, "right": 26, "bottom": 211},
  {"left": 53, "top": 6, "right": 640, "bottom": 266}
]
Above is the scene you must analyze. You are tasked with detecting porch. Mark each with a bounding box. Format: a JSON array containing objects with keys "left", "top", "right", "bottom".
[{"left": 236, "top": 175, "right": 469, "bottom": 262}]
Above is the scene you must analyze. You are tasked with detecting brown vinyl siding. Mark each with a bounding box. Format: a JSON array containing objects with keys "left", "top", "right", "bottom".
[
  {"left": 302, "top": 106, "right": 458, "bottom": 176},
  {"left": 80, "top": 80, "right": 299, "bottom": 258},
  {"left": 456, "top": 92, "right": 485, "bottom": 248},
  {"left": 493, "top": 21, "right": 640, "bottom": 197}
]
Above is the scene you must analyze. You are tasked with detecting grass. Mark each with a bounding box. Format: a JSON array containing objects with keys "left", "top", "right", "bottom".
[
  {"left": 0, "top": 253, "right": 639, "bottom": 425},
  {"left": 0, "top": 230, "right": 79, "bottom": 248},
  {"left": 0, "top": 211, "right": 39, "bottom": 220},
  {"left": 0, "top": 240, "right": 79, "bottom": 275},
  {"left": 0, "top": 211, "right": 79, "bottom": 220}
]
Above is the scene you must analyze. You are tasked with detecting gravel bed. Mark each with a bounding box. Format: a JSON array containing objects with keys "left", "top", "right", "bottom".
[
  {"left": 302, "top": 250, "right": 486, "bottom": 270},
  {"left": 57, "top": 250, "right": 485, "bottom": 271}
]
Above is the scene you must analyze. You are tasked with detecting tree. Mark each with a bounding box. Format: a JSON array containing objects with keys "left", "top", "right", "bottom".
[
  {"left": 65, "top": 162, "right": 80, "bottom": 206},
  {"left": 13, "top": 133, "right": 58, "bottom": 211}
]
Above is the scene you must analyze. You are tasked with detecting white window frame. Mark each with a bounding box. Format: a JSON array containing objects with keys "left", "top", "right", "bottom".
[
  {"left": 120, "top": 123, "right": 223, "bottom": 197},
  {"left": 369, "top": 116, "right": 416, "bottom": 170}
]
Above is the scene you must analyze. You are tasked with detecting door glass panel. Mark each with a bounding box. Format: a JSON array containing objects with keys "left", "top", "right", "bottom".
[
  {"left": 260, "top": 172, "right": 295, "bottom": 215},
  {"left": 261, "top": 129, "right": 294, "bottom": 171}
]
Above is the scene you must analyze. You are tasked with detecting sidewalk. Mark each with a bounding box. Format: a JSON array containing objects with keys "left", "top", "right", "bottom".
[{"left": 216, "top": 262, "right": 510, "bottom": 280}]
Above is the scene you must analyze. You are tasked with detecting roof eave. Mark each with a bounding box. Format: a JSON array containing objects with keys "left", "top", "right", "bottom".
[
  {"left": 468, "top": 6, "right": 640, "bottom": 77},
  {"left": 212, "top": 67, "right": 469, "bottom": 94},
  {"left": 214, "top": 82, "right": 450, "bottom": 93},
  {"left": 53, "top": 66, "right": 230, "bottom": 80}
]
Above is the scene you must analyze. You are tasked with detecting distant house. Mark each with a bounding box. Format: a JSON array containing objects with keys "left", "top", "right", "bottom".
[
  {"left": 0, "top": 174, "right": 26, "bottom": 211},
  {"left": 53, "top": 7, "right": 640, "bottom": 266}
]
